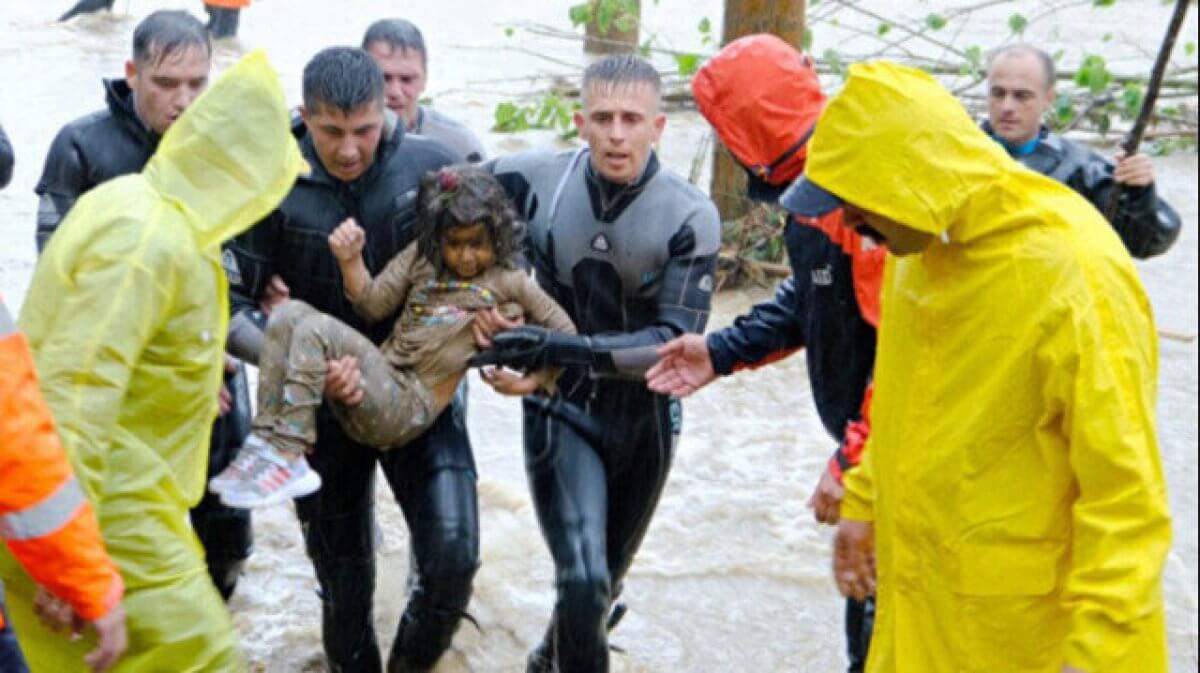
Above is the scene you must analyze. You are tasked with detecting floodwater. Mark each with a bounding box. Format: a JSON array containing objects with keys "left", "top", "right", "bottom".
[{"left": 0, "top": 1, "right": 1196, "bottom": 671}]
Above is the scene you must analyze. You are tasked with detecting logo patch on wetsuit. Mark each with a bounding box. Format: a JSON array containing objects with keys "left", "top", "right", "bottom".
[
  {"left": 222, "top": 249, "right": 242, "bottom": 286},
  {"left": 811, "top": 265, "right": 833, "bottom": 286},
  {"left": 697, "top": 274, "right": 713, "bottom": 293},
  {"left": 590, "top": 233, "right": 611, "bottom": 253}
]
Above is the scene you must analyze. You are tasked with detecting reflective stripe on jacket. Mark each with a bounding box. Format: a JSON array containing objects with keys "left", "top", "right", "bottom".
[{"left": 0, "top": 296, "right": 122, "bottom": 628}]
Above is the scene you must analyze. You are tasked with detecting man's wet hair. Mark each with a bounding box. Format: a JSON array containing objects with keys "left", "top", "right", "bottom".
[
  {"left": 362, "top": 19, "right": 427, "bottom": 68},
  {"left": 302, "top": 47, "right": 385, "bottom": 115},
  {"left": 987, "top": 44, "right": 1056, "bottom": 91},
  {"left": 417, "top": 165, "right": 524, "bottom": 274},
  {"left": 580, "top": 55, "right": 662, "bottom": 108},
  {"left": 132, "top": 10, "right": 211, "bottom": 67}
]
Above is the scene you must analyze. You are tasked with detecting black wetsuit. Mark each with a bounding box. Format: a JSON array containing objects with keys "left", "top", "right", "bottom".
[
  {"left": 982, "top": 121, "right": 1182, "bottom": 258},
  {"left": 490, "top": 148, "right": 721, "bottom": 673},
  {"left": 32, "top": 78, "right": 253, "bottom": 601},
  {"left": 224, "top": 117, "right": 473, "bottom": 673}
]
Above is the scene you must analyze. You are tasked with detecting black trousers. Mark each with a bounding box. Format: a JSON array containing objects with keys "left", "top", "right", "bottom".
[
  {"left": 190, "top": 363, "right": 254, "bottom": 601},
  {"left": 523, "top": 385, "right": 679, "bottom": 673},
  {"left": 295, "top": 387, "right": 479, "bottom": 673},
  {"left": 845, "top": 596, "right": 875, "bottom": 672}
]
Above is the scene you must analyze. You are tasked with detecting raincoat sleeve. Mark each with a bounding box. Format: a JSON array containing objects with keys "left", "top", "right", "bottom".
[
  {"left": 1039, "top": 292, "right": 1171, "bottom": 671},
  {"left": 0, "top": 123, "right": 12, "bottom": 189},
  {"left": 31, "top": 221, "right": 177, "bottom": 505},
  {"left": 349, "top": 243, "right": 418, "bottom": 324},
  {"left": 839, "top": 430, "right": 876, "bottom": 523},
  {"left": 706, "top": 277, "right": 806, "bottom": 376},
  {"left": 1, "top": 303, "right": 123, "bottom": 622}
]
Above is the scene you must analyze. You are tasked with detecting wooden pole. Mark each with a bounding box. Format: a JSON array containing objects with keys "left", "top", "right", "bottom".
[
  {"left": 585, "top": 0, "right": 641, "bottom": 55},
  {"left": 710, "top": 0, "right": 806, "bottom": 221}
]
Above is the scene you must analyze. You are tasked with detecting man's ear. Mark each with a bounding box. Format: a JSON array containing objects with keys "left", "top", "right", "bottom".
[
  {"left": 124, "top": 59, "right": 137, "bottom": 88},
  {"left": 653, "top": 113, "right": 667, "bottom": 141},
  {"left": 298, "top": 105, "right": 310, "bottom": 123},
  {"left": 573, "top": 111, "right": 586, "bottom": 133}
]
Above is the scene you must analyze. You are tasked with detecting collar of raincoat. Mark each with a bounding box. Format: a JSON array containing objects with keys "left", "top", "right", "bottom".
[
  {"left": 142, "top": 49, "right": 308, "bottom": 252},
  {"left": 804, "top": 61, "right": 1022, "bottom": 244}
]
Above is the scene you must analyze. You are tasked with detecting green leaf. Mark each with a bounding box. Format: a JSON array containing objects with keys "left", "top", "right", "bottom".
[
  {"left": 699, "top": 17, "right": 711, "bottom": 34},
  {"left": 568, "top": 3, "right": 592, "bottom": 29},
  {"left": 504, "top": 26, "right": 514, "bottom": 38},
  {"left": 877, "top": 22, "right": 891, "bottom": 37},
  {"left": 1102, "top": 32, "right": 1113, "bottom": 42},
  {"left": 675, "top": 52, "right": 701, "bottom": 77},
  {"left": 1092, "top": 0, "right": 1115, "bottom": 6},
  {"left": 619, "top": 0, "right": 640, "bottom": 17},
  {"left": 803, "top": 28, "right": 813, "bottom": 51},
  {"left": 1075, "top": 54, "right": 1112, "bottom": 95},
  {"left": 823, "top": 48, "right": 844, "bottom": 77},
  {"left": 1186, "top": 41, "right": 1196, "bottom": 57},
  {"left": 1120, "top": 82, "right": 1144, "bottom": 120},
  {"left": 614, "top": 13, "right": 638, "bottom": 32},
  {"left": 596, "top": 0, "right": 617, "bottom": 34},
  {"left": 925, "top": 13, "right": 947, "bottom": 31},
  {"left": 1052, "top": 92, "right": 1075, "bottom": 129},
  {"left": 1007, "top": 13, "right": 1027, "bottom": 35}
]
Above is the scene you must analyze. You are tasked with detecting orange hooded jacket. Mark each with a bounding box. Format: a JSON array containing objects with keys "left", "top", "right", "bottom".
[{"left": 0, "top": 295, "right": 122, "bottom": 627}]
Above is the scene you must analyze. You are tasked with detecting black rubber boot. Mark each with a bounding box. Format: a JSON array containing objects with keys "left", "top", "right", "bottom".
[
  {"left": 204, "top": 5, "right": 240, "bottom": 40},
  {"left": 58, "top": 0, "right": 114, "bottom": 21},
  {"left": 385, "top": 571, "right": 477, "bottom": 672}
]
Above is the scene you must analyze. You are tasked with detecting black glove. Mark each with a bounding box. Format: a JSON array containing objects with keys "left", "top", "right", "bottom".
[{"left": 469, "top": 326, "right": 592, "bottom": 370}]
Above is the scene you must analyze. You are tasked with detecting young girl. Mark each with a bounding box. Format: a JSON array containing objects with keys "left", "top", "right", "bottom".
[{"left": 211, "top": 165, "right": 575, "bottom": 508}]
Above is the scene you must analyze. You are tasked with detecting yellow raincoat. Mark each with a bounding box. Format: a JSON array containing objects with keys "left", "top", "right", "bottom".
[
  {"left": 0, "top": 51, "right": 305, "bottom": 672},
  {"left": 820, "top": 63, "right": 1171, "bottom": 673}
]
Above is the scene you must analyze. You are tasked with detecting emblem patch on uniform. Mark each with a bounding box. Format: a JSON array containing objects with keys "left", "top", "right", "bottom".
[
  {"left": 590, "top": 233, "right": 611, "bottom": 253},
  {"left": 697, "top": 274, "right": 713, "bottom": 293},
  {"left": 222, "top": 249, "right": 242, "bottom": 286},
  {"left": 811, "top": 265, "right": 833, "bottom": 286}
]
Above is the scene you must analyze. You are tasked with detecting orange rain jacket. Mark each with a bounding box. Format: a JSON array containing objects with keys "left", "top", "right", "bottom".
[{"left": 0, "top": 295, "right": 122, "bottom": 628}]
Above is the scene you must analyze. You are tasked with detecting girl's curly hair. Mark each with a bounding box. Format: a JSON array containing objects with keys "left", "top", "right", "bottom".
[{"left": 416, "top": 164, "right": 525, "bottom": 275}]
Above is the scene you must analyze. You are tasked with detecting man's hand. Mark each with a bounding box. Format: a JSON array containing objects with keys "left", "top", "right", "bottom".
[
  {"left": 325, "top": 356, "right": 364, "bottom": 406},
  {"left": 33, "top": 589, "right": 128, "bottom": 672},
  {"left": 85, "top": 604, "right": 127, "bottom": 673},
  {"left": 645, "top": 333, "right": 716, "bottom": 397},
  {"left": 473, "top": 306, "right": 524, "bottom": 348},
  {"left": 807, "top": 468, "right": 845, "bottom": 525},
  {"left": 833, "top": 518, "right": 876, "bottom": 601},
  {"left": 328, "top": 218, "right": 367, "bottom": 263},
  {"left": 1113, "top": 151, "right": 1154, "bottom": 187},
  {"left": 260, "top": 274, "right": 290, "bottom": 316},
  {"left": 480, "top": 366, "right": 547, "bottom": 397}
]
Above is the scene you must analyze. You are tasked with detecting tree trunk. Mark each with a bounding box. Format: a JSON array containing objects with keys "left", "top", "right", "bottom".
[
  {"left": 585, "top": 0, "right": 641, "bottom": 55},
  {"left": 710, "top": 0, "right": 806, "bottom": 221}
]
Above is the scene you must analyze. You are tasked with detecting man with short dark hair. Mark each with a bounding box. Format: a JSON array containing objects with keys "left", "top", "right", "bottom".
[
  {"left": 477, "top": 54, "right": 721, "bottom": 673},
  {"left": 224, "top": 46, "right": 473, "bottom": 673},
  {"left": 984, "top": 43, "right": 1181, "bottom": 258},
  {"left": 33, "top": 9, "right": 254, "bottom": 604},
  {"left": 363, "top": 18, "right": 486, "bottom": 163}
]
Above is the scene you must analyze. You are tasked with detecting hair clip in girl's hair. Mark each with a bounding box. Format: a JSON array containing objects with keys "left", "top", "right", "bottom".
[{"left": 438, "top": 168, "right": 459, "bottom": 193}]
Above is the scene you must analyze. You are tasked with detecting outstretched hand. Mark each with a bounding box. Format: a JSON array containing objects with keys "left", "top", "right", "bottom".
[
  {"left": 645, "top": 333, "right": 716, "bottom": 397},
  {"left": 33, "top": 588, "right": 127, "bottom": 672}
]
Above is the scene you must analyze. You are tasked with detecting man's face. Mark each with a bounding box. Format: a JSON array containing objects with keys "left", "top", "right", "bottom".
[
  {"left": 987, "top": 52, "right": 1055, "bottom": 146},
  {"left": 574, "top": 81, "right": 666, "bottom": 184},
  {"left": 441, "top": 222, "right": 494, "bottom": 280},
  {"left": 842, "top": 204, "right": 934, "bottom": 256},
  {"left": 301, "top": 101, "right": 385, "bottom": 182},
  {"left": 125, "top": 46, "right": 211, "bottom": 136},
  {"left": 365, "top": 42, "right": 426, "bottom": 129}
]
